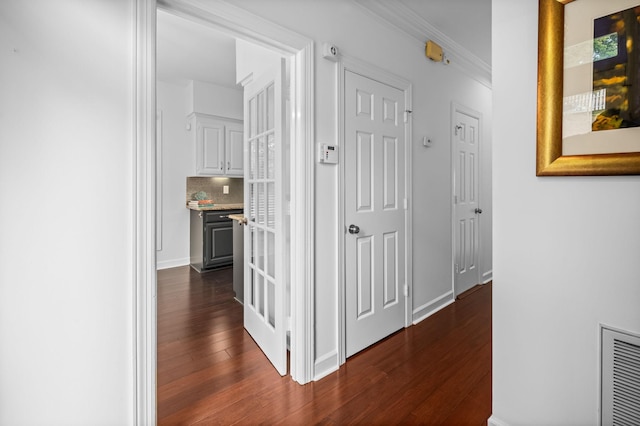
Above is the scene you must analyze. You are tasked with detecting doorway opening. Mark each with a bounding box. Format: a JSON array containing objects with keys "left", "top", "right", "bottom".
[
  {"left": 134, "top": 1, "right": 315, "bottom": 422},
  {"left": 155, "top": 5, "right": 290, "bottom": 408},
  {"left": 155, "top": 4, "right": 293, "bottom": 373}
]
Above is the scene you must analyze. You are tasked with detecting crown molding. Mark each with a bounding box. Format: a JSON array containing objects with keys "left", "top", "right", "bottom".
[{"left": 353, "top": 0, "right": 492, "bottom": 89}]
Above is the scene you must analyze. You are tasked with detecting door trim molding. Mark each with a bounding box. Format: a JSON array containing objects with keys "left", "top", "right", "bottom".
[
  {"left": 134, "top": 1, "right": 157, "bottom": 424},
  {"left": 289, "top": 41, "right": 316, "bottom": 385},
  {"left": 450, "top": 102, "right": 483, "bottom": 297},
  {"left": 134, "top": 0, "right": 315, "bottom": 422},
  {"left": 337, "top": 55, "right": 413, "bottom": 366}
]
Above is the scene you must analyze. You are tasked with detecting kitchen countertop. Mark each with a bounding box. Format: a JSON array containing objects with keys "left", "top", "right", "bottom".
[
  {"left": 186, "top": 203, "right": 244, "bottom": 211},
  {"left": 228, "top": 213, "right": 246, "bottom": 224}
]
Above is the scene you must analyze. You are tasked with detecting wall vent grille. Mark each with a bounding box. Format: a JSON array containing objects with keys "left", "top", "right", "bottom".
[{"left": 602, "top": 327, "right": 640, "bottom": 426}]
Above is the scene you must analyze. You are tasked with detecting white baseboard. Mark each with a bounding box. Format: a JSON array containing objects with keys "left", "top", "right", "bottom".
[
  {"left": 482, "top": 270, "right": 493, "bottom": 283},
  {"left": 156, "top": 257, "right": 190, "bottom": 270},
  {"left": 412, "top": 291, "right": 455, "bottom": 324},
  {"left": 313, "top": 350, "right": 339, "bottom": 381},
  {"left": 487, "top": 415, "right": 508, "bottom": 426}
]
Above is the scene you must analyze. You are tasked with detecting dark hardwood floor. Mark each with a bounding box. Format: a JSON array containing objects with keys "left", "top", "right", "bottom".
[{"left": 157, "top": 266, "right": 491, "bottom": 425}]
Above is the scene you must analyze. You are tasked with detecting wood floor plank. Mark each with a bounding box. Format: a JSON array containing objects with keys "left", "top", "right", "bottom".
[
  {"left": 157, "top": 266, "right": 491, "bottom": 425},
  {"left": 408, "top": 342, "right": 491, "bottom": 422}
]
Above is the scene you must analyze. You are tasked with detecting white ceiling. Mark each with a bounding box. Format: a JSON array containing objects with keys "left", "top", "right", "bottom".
[
  {"left": 157, "top": 10, "right": 237, "bottom": 87},
  {"left": 156, "top": 1, "right": 491, "bottom": 87}
]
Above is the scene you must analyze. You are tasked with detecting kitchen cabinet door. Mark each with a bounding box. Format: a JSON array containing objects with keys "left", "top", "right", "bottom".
[
  {"left": 196, "top": 116, "right": 225, "bottom": 176},
  {"left": 225, "top": 121, "right": 244, "bottom": 176},
  {"left": 191, "top": 113, "right": 244, "bottom": 177},
  {"left": 203, "top": 221, "right": 234, "bottom": 269}
]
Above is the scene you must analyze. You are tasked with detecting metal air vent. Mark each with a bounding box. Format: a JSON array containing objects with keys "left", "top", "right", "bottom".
[{"left": 601, "top": 326, "right": 640, "bottom": 426}]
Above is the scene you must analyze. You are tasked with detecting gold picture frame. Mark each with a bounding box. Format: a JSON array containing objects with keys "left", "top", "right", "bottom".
[{"left": 537, "top": 0, "right": 640, "bottom": 175}]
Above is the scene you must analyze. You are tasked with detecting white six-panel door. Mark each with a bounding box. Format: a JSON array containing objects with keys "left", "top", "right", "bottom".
[
  {"left": 453, "top": 108, "right": 481, "bottom": 296},
  {"left": 243, "top": 59, "right": 287, "bottom": 375},
  {"left": 345, "top": 70, "right": 406, "bottom": 358}
]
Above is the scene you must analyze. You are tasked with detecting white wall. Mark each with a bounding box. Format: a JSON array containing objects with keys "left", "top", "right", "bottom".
[
  {"left": 236, "top": 38, "right": 282, "bottom": 85},
  {"left": 187, "top": 80, "right": 243, "bottom": 119},
  {"left": 492, "top": 0, "right": 640, "bottom": 424},
  {"left": 0, "top": 0, "right": 134, "bottom": 424},
  {"left": 230, "top": 0, "right": 492, "bottom": 373},
  {"left": 157, "top": 81, "right": 193, "bottom": 269}
]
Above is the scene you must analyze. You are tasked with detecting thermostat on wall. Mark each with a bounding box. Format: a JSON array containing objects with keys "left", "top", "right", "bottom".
[{"left": 318, "top": 144, "right": 339, "bottom": 164}]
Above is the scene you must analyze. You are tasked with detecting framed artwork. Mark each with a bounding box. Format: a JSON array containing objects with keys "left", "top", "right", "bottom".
[{"left": 537, "top": 0, "right": 640, "bottom": 175}]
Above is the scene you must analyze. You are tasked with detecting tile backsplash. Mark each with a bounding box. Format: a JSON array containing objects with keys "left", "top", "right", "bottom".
[{"left": 186, "top": 177, "right": 244, "bottom": 204}]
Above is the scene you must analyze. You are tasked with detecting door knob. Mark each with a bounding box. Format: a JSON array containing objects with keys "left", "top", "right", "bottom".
[
  {"left": 475, "top": 208, "right": 483, "bottom": 214},
  {"left": 348, "top": 224, "right": 360, "bottom": 234}
]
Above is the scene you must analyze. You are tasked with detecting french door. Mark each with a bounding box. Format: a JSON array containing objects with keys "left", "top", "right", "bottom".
[{"left": 243, "top": 59, "right": 287, "bottom": 375}]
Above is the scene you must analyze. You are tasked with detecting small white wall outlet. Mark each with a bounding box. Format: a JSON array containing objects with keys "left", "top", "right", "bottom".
[{"left": 223, "top": 185, "right": 229, "bottom": 194}]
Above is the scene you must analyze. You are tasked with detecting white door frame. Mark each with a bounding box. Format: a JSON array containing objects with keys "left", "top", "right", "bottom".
[
  {"left": 450, "top": 102, "right": 482, "bottom": 296},
  {"left": 134, "top": 0, "right": 315, "bottom": 423},
  {"left": 337, "top": 55, "right": 413, "bottom": 366}
]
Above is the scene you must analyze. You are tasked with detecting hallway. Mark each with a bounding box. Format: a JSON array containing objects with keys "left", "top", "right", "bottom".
[{"left": 157, "top": 266, "right": 491, "bottom": 424}]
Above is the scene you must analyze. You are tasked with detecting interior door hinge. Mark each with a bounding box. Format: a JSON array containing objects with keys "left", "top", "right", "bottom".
[
  {"left": 403, "top": 198, "right": 408, "bottom": 210},
  {"left": 455, "top": 124, "right": 462, "bottom": 136},
  {"left": 286, "top": 316, "right": 292, "bottom": 332},
  {"left": 403, "top": 284, "right": 409, "bottom": 297},
  {"left": 404, "top": 110, "right": 412, "bottom": 123},
  {"left": 455, "top": 264, "right": 459, "bottom": 274}
]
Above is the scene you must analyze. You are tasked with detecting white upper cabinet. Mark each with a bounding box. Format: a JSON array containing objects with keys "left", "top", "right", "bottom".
[
  {"left": 225, "top": 121, "right": 244, "bottom": 177},
  {"left": 191, "top": 113, "right": 243, "bottom": 176},
  {"left": 197, "top": 116, "right": 225, "bottom": 175}
]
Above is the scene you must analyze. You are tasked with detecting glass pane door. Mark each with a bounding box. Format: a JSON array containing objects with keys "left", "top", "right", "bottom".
[{"left": 243, "top": 59, "right": 286, "bottom": 375}]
